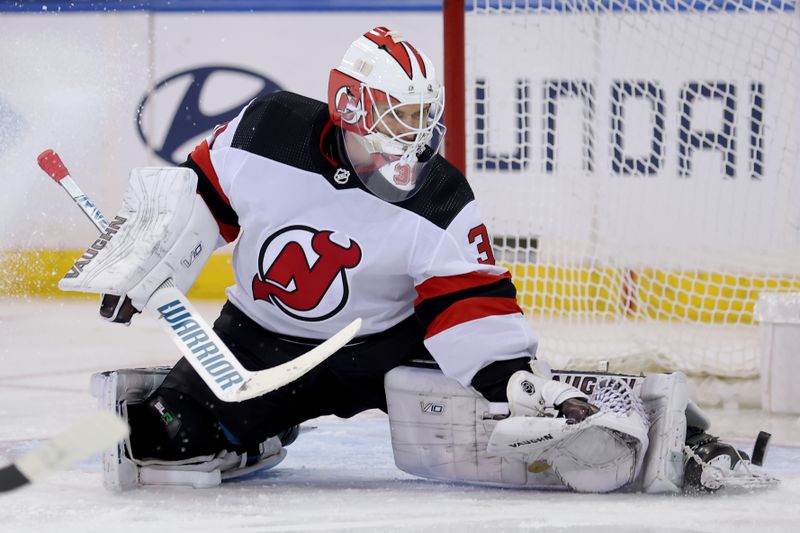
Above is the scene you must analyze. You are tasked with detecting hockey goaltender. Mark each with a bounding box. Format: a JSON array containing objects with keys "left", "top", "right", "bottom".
[{"left": 59, "top": 27, "right": 775, "bottom": 493}]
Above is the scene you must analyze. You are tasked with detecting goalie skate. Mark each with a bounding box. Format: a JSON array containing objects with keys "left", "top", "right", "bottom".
[{"left": 683, "top": 428, "right": 779, "bottom": 492}]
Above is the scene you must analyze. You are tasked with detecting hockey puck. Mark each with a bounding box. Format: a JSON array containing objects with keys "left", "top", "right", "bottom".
[{"left": 751, "top": 431, "right": 771, "bottom": 466}]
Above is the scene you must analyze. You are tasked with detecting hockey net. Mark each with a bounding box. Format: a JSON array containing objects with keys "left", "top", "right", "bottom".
[{"left": 455, "top": 1, "right": 800, "bottom": 404}]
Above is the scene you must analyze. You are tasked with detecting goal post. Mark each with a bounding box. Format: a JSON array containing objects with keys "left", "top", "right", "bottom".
[{"left": 443, "top": 0, "right": 800, "bottom": 404}]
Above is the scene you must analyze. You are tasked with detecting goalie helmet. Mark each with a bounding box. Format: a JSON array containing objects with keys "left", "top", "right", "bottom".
[{"left": 328, "top": 27, "right": 446, "bottom": 203}]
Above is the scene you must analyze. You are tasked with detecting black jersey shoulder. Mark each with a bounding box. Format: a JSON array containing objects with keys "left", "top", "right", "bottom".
[
  {"left": 395, "top": 155, "right": 475, "bottom": 230},
  {"left": 230, "top": 91, "right": 328, "bottom": 173},
  {"left": 229, "top": 91, "right": 474, "bottom": 228}
]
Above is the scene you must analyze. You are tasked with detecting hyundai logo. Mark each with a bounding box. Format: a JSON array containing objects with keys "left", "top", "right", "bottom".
[{"left": 136, "top": 66, "right": 282, "bottom": 165}]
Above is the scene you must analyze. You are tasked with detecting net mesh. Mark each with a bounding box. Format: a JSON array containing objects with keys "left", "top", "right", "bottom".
[{"left": 465, "top": 1, "right": 800, "bottom": 382}]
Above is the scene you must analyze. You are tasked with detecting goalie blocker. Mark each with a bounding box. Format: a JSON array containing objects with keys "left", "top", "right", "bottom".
[{"left": 384, "top": 364, "right": 777, "bottom": 493}]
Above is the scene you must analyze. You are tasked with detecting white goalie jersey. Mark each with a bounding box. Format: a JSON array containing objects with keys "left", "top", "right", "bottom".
[{"left": 183, "top": 91, "right": 536, "bottom": 387}]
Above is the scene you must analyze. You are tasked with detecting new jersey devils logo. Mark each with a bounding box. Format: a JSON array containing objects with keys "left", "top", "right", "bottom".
[{"left": 252, "top": 225, "right": 362, "bottom": 321}]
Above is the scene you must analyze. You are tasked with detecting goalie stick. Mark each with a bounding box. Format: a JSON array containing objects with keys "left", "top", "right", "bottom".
[
  {"left": 37, "top": 149, "right": 362, "bottom": 402},
  {"left": 0, "top": 411, "right": 129, "bottom": 493}
]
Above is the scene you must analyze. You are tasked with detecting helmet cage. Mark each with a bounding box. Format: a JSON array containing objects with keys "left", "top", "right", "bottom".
[
  {"left": 329, "top": 69, "right": 444, "bottom": 153},
  {"left": 363, "top": 84, "right": 445, "bottom": 156}
]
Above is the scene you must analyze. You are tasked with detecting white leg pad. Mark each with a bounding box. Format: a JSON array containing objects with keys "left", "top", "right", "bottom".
[
  {"left": 386, "top": 366, "right": 708, "bottom": 493},
  {"left": 386, "top": 367, "right": 649, "bottom": 492},
  {"left": 638, "top": 372, "right": 689, "bottom": 493},
  {"left": 385, "top": 366, "right": 567, "bottom": 489}
]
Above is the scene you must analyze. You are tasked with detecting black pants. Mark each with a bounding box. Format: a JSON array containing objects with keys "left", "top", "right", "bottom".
[{"left": 130, "top": 302, "right": 430, "bottom": 458}]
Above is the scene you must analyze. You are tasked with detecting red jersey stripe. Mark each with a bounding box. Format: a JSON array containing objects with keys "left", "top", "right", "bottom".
[
  {"left": 209, "top": 123, "right": 229, "bottom": 148},
  {"left": 414, "top": 271, "right": 512, "bottom": 306},
  {"left": 425, "top": 296, "right": 523, "bottom": 339},
  {"left": 318, "top": 119, "right": 338, "bottom": 167},
  {"left": 191, "top": 140, "right": 231, "bottom": 206},
  {"left": 190, "top": 139, "right": 240, "bottom": 242},
  {"left": 216, "top": 219, "right": 240, "bottom": 243}
]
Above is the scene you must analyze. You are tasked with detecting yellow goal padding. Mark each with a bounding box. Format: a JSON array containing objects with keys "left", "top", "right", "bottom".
[
  {"left": 0, "top": 250, "right": 234, "bottom": 300},
  {"left": 3, "top": 251, "right": 797, "bottom": 326}
]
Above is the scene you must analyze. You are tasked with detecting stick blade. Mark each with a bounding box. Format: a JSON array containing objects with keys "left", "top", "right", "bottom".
[
  {"left": 235, "top": 318, "right": 362, "bottom": 401},
  {"left": 0, "top": 465, "right": 31, "bottom": 493},
  {"left": 2, "top": 412, "right": 129, "bottom": 492},
  {"left": 37, "top": 149, "right": 70, "bottom": 182}
]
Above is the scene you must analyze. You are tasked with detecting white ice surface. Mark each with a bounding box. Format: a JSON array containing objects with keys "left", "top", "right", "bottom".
[{"left": 1, "top": 298, "right": 800, "bottom": 532}]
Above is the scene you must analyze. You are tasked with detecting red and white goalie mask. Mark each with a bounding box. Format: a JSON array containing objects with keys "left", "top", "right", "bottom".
[{"left": 328, "top": 27, "right": 446, "bottom": 203}]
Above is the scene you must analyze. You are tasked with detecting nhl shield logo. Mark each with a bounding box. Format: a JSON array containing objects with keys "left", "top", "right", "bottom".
[
  {"left": 333, "top": 167, "right": 350, "bottom": 184},
  {"left": 252, "top": 225, "right": 362, "bottom": 321}
]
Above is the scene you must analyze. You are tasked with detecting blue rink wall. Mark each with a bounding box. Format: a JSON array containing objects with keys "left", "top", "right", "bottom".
[
  {"left": 0, "top": 0, "right": 441, "bottom": 11},
  {"left": 0, "top": 0, "right": 794, "bottom": 11}
]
